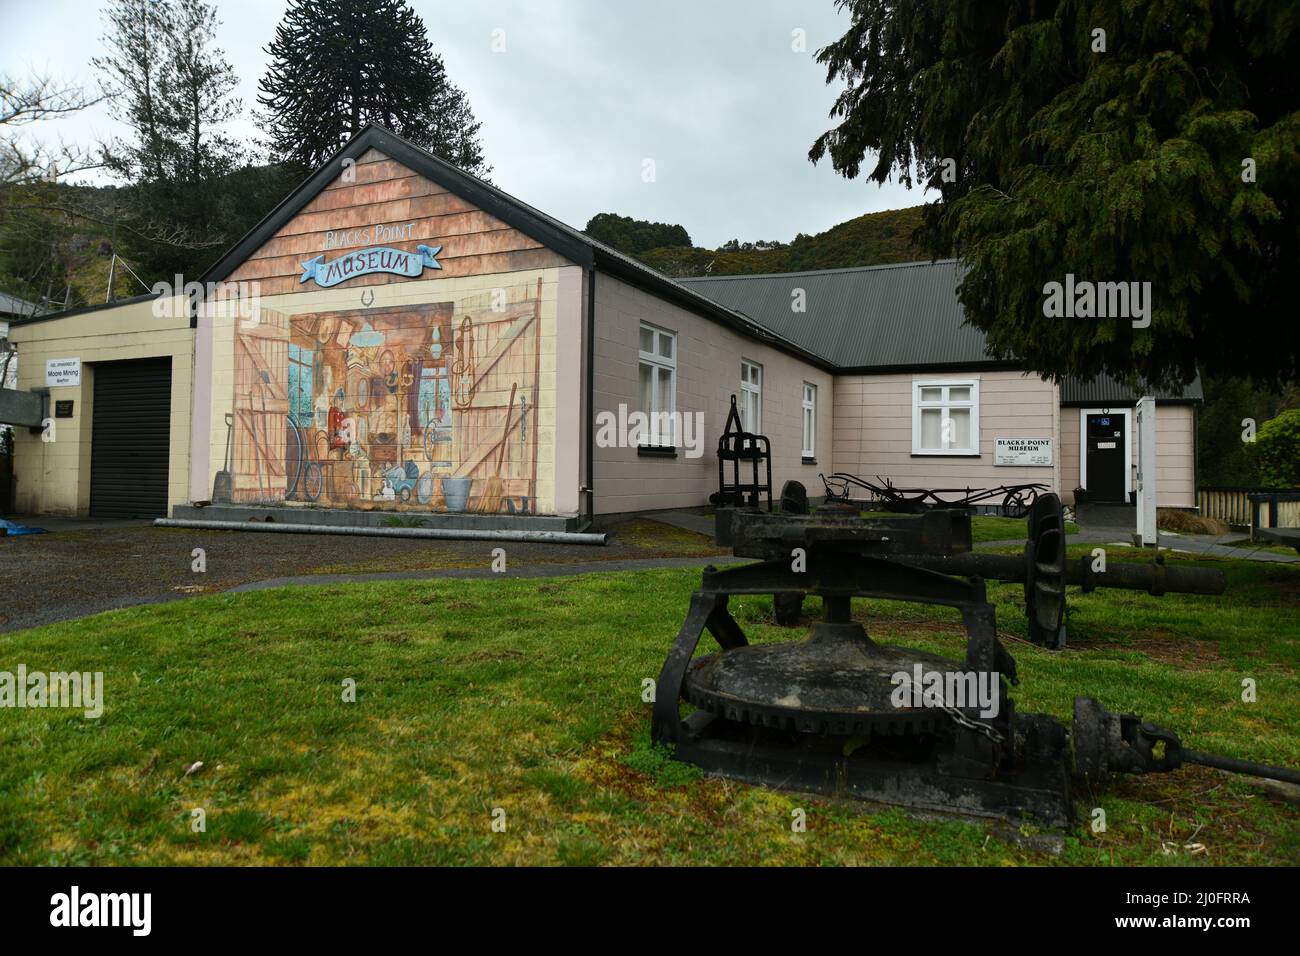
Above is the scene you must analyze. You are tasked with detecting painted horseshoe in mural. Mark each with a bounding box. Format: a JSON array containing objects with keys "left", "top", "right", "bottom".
[{"left": 316, "top": 314, "right": 340, "bottom": 346}]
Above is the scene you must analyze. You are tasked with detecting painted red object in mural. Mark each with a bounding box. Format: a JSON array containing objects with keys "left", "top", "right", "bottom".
[{"left": 328, "top": 406, "right": 348, "bottom": 449}]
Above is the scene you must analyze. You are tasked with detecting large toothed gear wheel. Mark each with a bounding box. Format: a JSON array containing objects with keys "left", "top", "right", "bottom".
[{"left": 682, "top": 626, "right": 956, "bottom": 737}]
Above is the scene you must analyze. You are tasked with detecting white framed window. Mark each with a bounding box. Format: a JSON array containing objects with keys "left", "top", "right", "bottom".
[
  {"left": 912, "top": 379, "right": 980, "bottom": 455},
  {"left": 740, "top": 359, "right": 762, "bottom": 433},
  {"left": 638, "top": 322, "right": 676, "bottom": 446},
  {"left": 801, "top": 382, "right": 817, "bottom": 458}
]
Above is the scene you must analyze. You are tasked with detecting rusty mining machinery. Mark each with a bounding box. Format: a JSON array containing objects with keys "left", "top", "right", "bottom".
[{"left": 651, "top": 488, "right": 1299, "bottom": 828}]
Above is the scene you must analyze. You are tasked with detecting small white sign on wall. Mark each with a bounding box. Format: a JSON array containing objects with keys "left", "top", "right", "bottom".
[
  {"left": 45, "top": 357, "right": 82, "bottom": 387},
  {"left": 994, "top": 437, "right": 1053, "bottom": 466}
]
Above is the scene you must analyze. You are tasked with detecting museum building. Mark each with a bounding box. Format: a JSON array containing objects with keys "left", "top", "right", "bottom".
[{"left": 3, "top": 125, "right": 1199, "bottom": 526}]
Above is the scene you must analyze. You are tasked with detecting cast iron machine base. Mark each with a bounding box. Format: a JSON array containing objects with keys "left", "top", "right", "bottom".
[{"left": 652, "top": 499, "right": 1297, "bottom": 828}]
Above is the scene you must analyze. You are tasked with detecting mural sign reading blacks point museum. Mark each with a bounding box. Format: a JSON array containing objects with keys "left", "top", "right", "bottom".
[{"left": 299, "top": 244, "right": 442, "bottom": 288}]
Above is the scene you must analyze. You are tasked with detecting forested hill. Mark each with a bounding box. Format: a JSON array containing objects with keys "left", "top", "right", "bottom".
[{"left": 632, "top": 205, "right": 928, "bottom": 278}]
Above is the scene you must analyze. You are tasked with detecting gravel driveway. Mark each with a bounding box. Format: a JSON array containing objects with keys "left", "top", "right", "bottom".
[{"left": 0, "top": 515, "right": 725, "bottom": 632}]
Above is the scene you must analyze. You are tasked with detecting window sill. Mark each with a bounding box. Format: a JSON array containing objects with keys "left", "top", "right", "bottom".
[
  {"left": 910, "top": 452, "right": 981, "bottom": 458},
  {"left": 801, "top": 456, "right": 817, "bottom": 465},
  {"left": 637, "top": 445, "right": 678, "bottom": 459}
]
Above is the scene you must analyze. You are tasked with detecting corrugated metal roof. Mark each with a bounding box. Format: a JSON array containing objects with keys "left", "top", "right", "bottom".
[
  {"left": 682, "top": 261, "right": 1202, "bottom": 402},
  {"left": 1060, "top": 372, "right": 1202, "bottom": 405},
  {"left": 680, "top": 260, "right": 989, "bottom": 369},
  {"left": 0, "top": 292, "right": 43, "bottom": 318}
]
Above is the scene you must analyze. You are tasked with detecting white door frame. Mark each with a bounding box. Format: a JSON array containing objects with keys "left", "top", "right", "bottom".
[{"left": 1078, "top": 407, "right": 1132, "bottom": 497}]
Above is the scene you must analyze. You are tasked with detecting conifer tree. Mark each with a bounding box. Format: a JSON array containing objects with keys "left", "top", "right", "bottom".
[{"left": 811, "top": 0, "right": 1299, "bottom": 388}]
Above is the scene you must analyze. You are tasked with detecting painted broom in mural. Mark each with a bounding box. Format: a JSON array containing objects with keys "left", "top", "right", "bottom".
[{"left": 479, "top": 382, "right": 517, "bottom": 514}]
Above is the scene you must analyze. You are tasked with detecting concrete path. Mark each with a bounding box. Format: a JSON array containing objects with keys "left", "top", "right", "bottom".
[{"left": 642, "top": 510, "right": 715, "bottom": 536}]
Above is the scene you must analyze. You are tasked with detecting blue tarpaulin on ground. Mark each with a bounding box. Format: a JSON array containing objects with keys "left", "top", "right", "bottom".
[{"left": 0, "top": 519, "right": 46, "bottom": 536}]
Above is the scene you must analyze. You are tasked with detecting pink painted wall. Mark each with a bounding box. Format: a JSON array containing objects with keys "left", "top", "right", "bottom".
[
  {"left": 591, "top": 272, "right": 833, "bottom": 514},
  {"left": 1059, "top": 404, "right": 1195, "bottom": 507},
  {"left": 831, "top": 371, "right": 1061, "bottom": 500}
]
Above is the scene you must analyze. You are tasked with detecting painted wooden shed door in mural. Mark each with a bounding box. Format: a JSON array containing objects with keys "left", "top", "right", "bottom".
[{"left": 232, "top": 278, "right": 543, "bottom": 514}]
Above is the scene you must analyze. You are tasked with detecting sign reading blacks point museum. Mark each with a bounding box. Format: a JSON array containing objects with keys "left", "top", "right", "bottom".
[{"left": 994, "top": 437, "right": 1053, "bottom": 466}]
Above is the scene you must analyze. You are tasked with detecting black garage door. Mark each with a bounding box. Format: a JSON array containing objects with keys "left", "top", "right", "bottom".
[{"left": 90, "top": 357, "right": 173, "bottom": 518}]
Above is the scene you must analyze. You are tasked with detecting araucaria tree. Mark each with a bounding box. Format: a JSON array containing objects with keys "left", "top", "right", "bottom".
[
  {"left": 811, "top": 0, "right": 1299, "bottom": 389},
  {"left": 257, "top": 0, "right": 489, "bottom": 176}
]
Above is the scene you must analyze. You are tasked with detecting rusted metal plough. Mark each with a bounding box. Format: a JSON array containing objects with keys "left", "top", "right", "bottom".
[{"left": 821, "top": 472, "right": 1048, "bottom": 518}]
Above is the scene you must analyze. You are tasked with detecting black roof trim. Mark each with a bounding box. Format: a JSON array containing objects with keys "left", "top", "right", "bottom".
[
  {"left": 8, "top": 292, "right": 162, "bottom": 327},
  {"left": 1059, "top": 397, "right": 1202, "bottom": 407},
  {"left": 195, "top": 124, "right": 833, "bottom": 370}
]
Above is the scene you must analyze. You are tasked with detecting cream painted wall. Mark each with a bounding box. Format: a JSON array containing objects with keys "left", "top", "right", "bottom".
[
  {"left": 591, "top": 272, "right": 834, "bottom": 514},
  {"left": 198, "top": 265, "right": 573, "bottom": 515},
  {"left": 8, "top": 295, "right": 193, "bottom": 516},
  {"left": 831, "top": 371, "right": 1060, "bottom": 498}
]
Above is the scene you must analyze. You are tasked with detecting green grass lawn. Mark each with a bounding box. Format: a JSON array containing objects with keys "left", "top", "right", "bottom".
[
  {"left": 968, "top": 514, "right": 1079, "bottom": 542},
  {"left": 0, "top": 548, "right": 1295, "bottom": 866}
]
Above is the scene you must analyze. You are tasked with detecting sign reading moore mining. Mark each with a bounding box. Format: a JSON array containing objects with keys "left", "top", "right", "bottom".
[
  {"left": 994, "top": 437, "right": 1053, "bottom": 466},
  {"left": 45, "top": 357, "right": 81, "bottom": 387}
]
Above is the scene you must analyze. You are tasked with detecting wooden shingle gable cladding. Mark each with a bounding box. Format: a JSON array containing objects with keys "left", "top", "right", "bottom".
[{"left": 224, "top": 149, "right": 569, "bottom": 296}]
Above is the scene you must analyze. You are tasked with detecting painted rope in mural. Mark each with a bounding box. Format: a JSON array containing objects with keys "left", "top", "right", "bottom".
[
  {"left": 298, "top": 245, "right": 442, "bottom": 287},
  {"left": 232, "top": 279, "right": 543, "bottom": 514}
]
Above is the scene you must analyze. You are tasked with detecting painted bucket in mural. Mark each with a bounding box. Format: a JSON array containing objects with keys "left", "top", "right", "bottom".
[{"left": 231, "top": 278, "right": 543, "bottom": 514}]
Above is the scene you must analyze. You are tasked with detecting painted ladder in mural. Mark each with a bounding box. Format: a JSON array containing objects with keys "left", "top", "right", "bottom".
[{"left": 231, "top": 278, "right": 544, "bottom": 514}]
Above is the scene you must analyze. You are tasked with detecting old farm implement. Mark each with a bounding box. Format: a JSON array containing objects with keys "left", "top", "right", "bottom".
[
  {"left": 821, "top": 472, "right": 1048, "bottom": 518},
  {"left": 651, "top": 491, "right": 1298, "bottom": 828}
]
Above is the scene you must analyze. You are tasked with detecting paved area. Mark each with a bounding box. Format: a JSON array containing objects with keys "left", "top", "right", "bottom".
[
  {"left": 980, "top": 503, "right": 1299, "bottom": 563},
  {"left": 0, "top": 514, "right": 727, "bottom": 633},
  {"left": 642, "top": 509, "right": 715, "bottom": 536}
]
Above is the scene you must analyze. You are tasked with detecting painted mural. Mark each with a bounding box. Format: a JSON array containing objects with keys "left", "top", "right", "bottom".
[{"left": 229, "top": 278, "right": 543, "bottom": 513}]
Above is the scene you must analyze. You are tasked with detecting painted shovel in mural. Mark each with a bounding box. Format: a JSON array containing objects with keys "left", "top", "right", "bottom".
[{"left": 299, "top": 245, "right": 443, "bottom": 288}]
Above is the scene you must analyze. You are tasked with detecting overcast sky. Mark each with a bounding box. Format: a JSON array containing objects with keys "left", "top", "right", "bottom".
[{"left": 3, "top": 0, "right": 928, "bottom": 248}]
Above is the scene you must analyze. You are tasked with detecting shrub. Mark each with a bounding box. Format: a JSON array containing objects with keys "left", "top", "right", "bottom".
[{"left": 1249, "top": 409, "right": 1300, "bottom": 489}]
